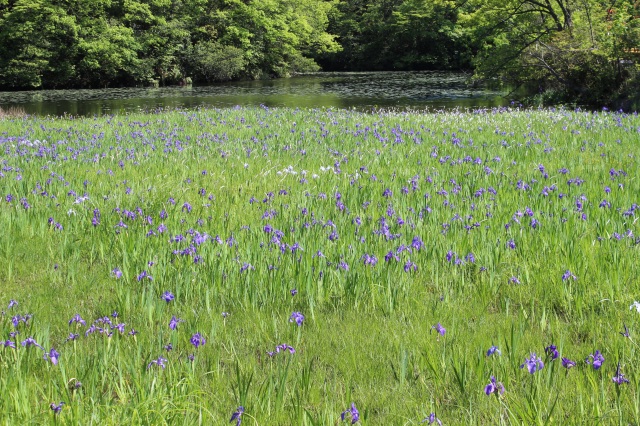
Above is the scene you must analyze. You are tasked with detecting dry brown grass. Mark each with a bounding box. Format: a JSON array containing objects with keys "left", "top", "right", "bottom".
[{"left": 0, "top": 106, "right": 27, "bottom": 119}]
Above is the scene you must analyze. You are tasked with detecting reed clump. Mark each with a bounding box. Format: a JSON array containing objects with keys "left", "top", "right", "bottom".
[{"left": 0, "top": 106, "right": 27, "bottom": 119}]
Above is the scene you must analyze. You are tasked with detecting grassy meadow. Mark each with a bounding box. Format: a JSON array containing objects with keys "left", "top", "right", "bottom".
[{"left": 1, "top": 105, "right": 640, "bottom": 425}]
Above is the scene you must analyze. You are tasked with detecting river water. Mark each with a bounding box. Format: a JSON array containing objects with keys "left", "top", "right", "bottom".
[{"left": 0, "top": 71, "right": 509, "bottom": 116}]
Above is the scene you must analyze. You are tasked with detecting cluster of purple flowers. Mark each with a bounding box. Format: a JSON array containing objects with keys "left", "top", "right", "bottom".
[
  {"left": 4, "top": 108, "right": 640, "bottom": 423},
  {"left": 83, "top": 313, "right": 129, "bottom": 338},
  {"left": 50, "top": 402, "right": 64, "bottom": 414},
  {"left": 47, "top": 217, "right": 63, "bottom": 231},
  {"left": 1, "top": 302, "right": 66, "bottom": 366}
]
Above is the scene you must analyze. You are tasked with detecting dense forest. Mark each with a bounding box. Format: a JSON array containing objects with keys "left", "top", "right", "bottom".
[{"left": 0, "top": 0, "right": 639, "bottom": 106}]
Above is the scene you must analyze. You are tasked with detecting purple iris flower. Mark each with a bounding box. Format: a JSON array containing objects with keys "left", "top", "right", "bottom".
[
  {"left": 12, "top": 313, "right": 32, "bottom": 328},
  {"left": 7, "top": 299, "right": 18, "bottom": 309},
  {"left": 50, "top": 402, "right": 64, "bottom": 414},
  {"left": 404, "top": 260, "right": 418, "bottom": 272},
  {"left": 162, "top": 291, "right": 175, "bottom": 302},
  {"left": 341, "top": 403, "right": 360, "bottom": 424},
  {"left": 1, "top": 340, "right": 16, "bottom": 348},
  {"left": 21, "top": 337, "right": 44, "bottom": 350},
  {"left": 431, "top": 323, "right": 446, "bottom": 336},
  {"left": 44, "top": 348, "right": 60, "bottom": 365},
  {"left": 506, "top": 240, "right": 516, "bottom": 250},
  {"left": 289, "top": 312, "right": 305, "bottom": 326},
  {"left": 421, "top": 413, "right": 442, "bottom": 425},
  {"left": 69, "top": 314, "right": 86, "bottom": 327},
  {"left": 484, "top": 376, "right": 505, "bottom": 395},
  {"left": 362, "top": 254, "right": 378, "bottom": 266},
  {"left": 586, "top": 350, "right": 605, "bottom": 370},
  {"left": 621, "top": 324, "right": 630, "bottom": 338},
  {"left": 169, "top": 316, "right": 184, "bottom": 330},
  {"left": 230, "top": 406, "right": 244, "bottom": 426},
  {"left": 276, "top": 343, "right": 296, "bottom": 354},
  {"left": 383, "top": 251, "right": 396, "bottom": 263},
  {"left": 268, "top": 343, "right": 296, "bottom": 357},
  {"left": 112, "top": 268, "right": 122, "bottom": 279},
  {"left": 446, "top": 250, "right": 455, "bottom": 262},
  {"left": 290, "top": 289, "right": 298, "bottom": 296},
  {"left": 190, "top": 333, "right": 206, "bottom": 348},
  {"left": 561, "top": 357, "right": 576, "bottom": 369},
  {"left": 562, "top": 270, "right": 577, "bottom": 281},
  {"left": 612, "top": 362, "right": 630, "bottom": 385},
  {"left": 520, "top": 353, "right": 544, "bottom": 373},
  {"left": 486, "top": 346, "right": 501, "bottom": 357},
  {"left": 11, "top": 315, "right": 22, "bottom": 328},
  {"left": 545, "top": 345, "right": 559, "bottom": 360},
  {"left": 137, "top": 270, "right": 152, "bottom": 281},
  {"left": 147, "top": 356, "right": 168, "bottom": 369}
]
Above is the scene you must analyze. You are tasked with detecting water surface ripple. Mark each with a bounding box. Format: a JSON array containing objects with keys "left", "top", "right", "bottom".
[{"left": 0, "top": 71, "right": 507, "bottom": 116}]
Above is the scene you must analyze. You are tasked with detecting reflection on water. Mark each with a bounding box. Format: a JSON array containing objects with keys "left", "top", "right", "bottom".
[{"left": 0, "top": 71, "right": 508, "bottom": 116}]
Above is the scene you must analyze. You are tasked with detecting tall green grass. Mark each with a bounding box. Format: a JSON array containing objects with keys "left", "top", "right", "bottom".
[{"left": 0, "top": 106, "right": 639, "bottom": 424}]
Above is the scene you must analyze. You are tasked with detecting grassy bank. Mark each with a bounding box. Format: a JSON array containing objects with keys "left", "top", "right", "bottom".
[{"left": 1, "top": 106, "right": 639, "bottom": 424}]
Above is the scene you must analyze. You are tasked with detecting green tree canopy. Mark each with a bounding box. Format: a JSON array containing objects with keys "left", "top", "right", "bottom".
[
  {"left": 0, "top": 0, "right": 340, "bottom": 88},
  {"left": 461, "top": 0, "right": 640, "bottom": 106}
]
